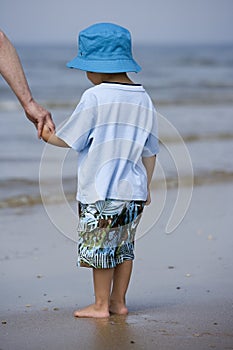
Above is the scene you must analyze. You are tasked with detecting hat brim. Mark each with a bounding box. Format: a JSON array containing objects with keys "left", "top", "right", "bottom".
[{"left": 66, "top": 57, "right": 141, "bottom": 73}]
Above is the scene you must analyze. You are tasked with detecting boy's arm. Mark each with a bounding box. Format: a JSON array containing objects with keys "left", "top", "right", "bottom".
[
  {"left": 41, "top": 124, "right": 70, "bottom": 148},
  {"left": 142, "top": 155, "right": 156, "bottom": 205}
]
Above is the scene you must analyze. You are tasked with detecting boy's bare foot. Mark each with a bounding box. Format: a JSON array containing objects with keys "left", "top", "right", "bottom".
[
  {"left": 73, "top": 304, "right": 110, "bottom": 318},
  {"left": 109, "top": 300, "right": 128, "bottom": 315}
]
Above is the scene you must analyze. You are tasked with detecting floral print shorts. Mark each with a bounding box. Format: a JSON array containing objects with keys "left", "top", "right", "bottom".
[{"left": 77, "top": 199, "right": 145, "bottom": 269}]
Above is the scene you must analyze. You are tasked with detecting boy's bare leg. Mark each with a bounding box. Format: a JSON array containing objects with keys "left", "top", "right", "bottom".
[
  {"left": 74, "top": 268, "right": 114, "bottom": 318},
  {"left": 110, "top": 260, "right": 133, "bottom": 315}
]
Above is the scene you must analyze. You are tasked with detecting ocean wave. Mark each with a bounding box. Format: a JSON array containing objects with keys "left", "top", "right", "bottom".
[
  {"left": 161, "top": 132, "right": 233, "bottom": 143},
  {"left": 0, "top": 178, "right": 39, "bottom": 188},
  {"left": 1, "top": 97, "right": 233, "bottom": 112},
  {"left": 0, "top": 178, "right": 75, "bottom": 190},
  {"left": 176, "top": 58, "right": 233, "bottom": 67},
  {"left": 0, "top": 100, "right": 76, "bottom": 112},
  {"left": 0, "top": 101, "right": 22, "bottom": 111},
  {"left": 0, "top": 193, "right": 75, "bottom": 209},
  {"left": 153, "top": 97, "right": 233, "bottom": 106}
]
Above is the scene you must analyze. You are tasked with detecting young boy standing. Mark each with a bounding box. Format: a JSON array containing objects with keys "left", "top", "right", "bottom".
[{"left": 42, "top": 23, "right": 159, "bottom": 318}]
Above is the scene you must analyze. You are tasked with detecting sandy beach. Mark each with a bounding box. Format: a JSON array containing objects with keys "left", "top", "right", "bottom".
[{"left": 1, "top": 182, "right": 233, "bottom": 350}]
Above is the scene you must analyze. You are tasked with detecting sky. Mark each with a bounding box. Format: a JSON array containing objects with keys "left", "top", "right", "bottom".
[{"left": 1, "top": 0, "right": 233, "bottom": 45}]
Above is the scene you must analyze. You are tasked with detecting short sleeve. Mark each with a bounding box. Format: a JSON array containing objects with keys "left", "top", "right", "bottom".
[
  {"left": 142, "top": 109, "right": 159, "bottom": 157},
  {"left": 56, "top": 90, "right": 97, "bottom": 152}
]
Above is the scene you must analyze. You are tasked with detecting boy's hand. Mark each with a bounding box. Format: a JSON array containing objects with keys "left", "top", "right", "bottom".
[
  {"left": 41, "top": 124, "right": 52, "bottom": 143},
  {"left": 41, "top": 123, "right": 70, "bottom": 148},
  {"left": 145, "top": 189, "right": 151, "bottom": 206},
  {"left": 142, "top": 156, "right": 156, "bottom": 206},
  {"left": 24, "top": 99, "right": 55, "bottom": 139}
]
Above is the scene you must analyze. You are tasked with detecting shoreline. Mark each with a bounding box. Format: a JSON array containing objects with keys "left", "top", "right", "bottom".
[{"left": 1, "top": 172, "right": 233, "bottom": 209}]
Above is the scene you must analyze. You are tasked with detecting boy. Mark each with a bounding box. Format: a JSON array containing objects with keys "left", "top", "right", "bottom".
[{"left": 42, "top": 23, "right": 159, "bottom": 318}]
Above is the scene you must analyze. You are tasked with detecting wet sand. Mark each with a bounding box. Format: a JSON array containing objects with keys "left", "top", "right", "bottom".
[{"left": 1, "top": 183, "right": 233, "bottom": 349}]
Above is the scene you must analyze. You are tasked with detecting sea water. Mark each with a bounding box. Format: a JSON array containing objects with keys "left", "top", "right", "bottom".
[{"left": 0, "top": 44, "right": 233, "bottom": 209}]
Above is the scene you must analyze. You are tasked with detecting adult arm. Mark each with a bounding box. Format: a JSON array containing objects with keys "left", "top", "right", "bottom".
[
  {"left": 142, "top": 155, "right": 156, "bottom": 205},
  {"left": 0, "top": 30, "right": 55, "bottom": 138}
]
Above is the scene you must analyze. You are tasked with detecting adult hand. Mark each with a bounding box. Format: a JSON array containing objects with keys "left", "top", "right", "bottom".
[{"left": 24, "top": 98, "right": 55, "bottom": 138}]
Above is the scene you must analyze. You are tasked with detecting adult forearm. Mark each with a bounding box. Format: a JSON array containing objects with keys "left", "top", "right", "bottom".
[
  {"left": 0, "top": 31, "right": 32, "bottom": 108},
  {"left": 0, "top": 30, "right": 55, "bottom": 138}
]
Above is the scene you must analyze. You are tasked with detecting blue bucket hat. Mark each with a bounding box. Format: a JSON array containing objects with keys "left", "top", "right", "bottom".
[{"left": 67, "top": 23, "right": 141, "bottom": 73}]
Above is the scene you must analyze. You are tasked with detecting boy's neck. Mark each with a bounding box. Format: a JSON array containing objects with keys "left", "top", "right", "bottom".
[
  {"left": 101, "top": 73, "right": 134, "bottom": 84},
  {"left": 86, "top": 72, "right": 138, "bottom": 85}
]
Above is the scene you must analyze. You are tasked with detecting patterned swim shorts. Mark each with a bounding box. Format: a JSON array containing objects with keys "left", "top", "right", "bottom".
[{"left": 77, "top": 199, "right": 145, "bottom": 269}]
